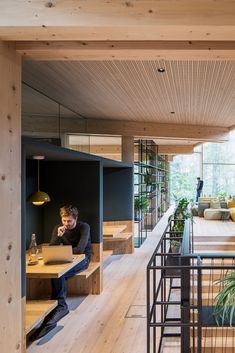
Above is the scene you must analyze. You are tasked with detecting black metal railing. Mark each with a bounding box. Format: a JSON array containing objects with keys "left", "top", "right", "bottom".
[{"left": 147, "top": 216, "right": 235, "bottom": 353}]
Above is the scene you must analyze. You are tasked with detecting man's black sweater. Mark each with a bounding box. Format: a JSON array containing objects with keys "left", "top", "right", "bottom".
[{"left": 50, "top": 221, "right": 91, "bottom": 260}]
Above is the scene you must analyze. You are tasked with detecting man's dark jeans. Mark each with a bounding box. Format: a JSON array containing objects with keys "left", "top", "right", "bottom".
[
  {"left": 196, "top": 190, "right": 201, "bottom": 202},
  {"left": 51, "top": 256, "right": 90, "bottom": 309}
]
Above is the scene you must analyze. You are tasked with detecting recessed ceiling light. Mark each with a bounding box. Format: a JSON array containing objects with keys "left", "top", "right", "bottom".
[{"left": 157, "top": 68, "right": 165, "bottom": 73}]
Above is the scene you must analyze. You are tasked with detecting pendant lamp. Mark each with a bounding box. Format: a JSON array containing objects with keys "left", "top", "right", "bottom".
[{"left": 28, "top": 156, "right": 51, "bottom": 206}]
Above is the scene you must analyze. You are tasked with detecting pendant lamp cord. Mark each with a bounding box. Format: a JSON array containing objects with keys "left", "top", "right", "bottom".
[
  {"left": 37, "top": 159, "right": 40, "bottom": 192},
  {"left": 58, "top": 103, "right": 61, "bottom": 141}
]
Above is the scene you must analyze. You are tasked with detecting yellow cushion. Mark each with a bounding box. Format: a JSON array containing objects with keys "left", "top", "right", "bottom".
[
  {"left": 199, "top": 197, "right": 212, "bottom": 202},
  {"left": 229, "top": 208, "right": 235, "bottom": 221},
  {"left": 227, "top": 200, "right": 235, "bottom": 208}
]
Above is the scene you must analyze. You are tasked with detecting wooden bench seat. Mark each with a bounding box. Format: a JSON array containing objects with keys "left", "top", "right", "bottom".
[
  {"left": 75, "top": 261, "right": 100, "bottom": 279},
  {"left": 103, "top": 232, "right": 132, "bottom": 241},
  {"left": 103, "top": 232, "right": 134, "bottom": 254},
  {"left": 67, "top": 260, "right": 101, "bottom": 296},
  {"left": 25, "top": 300, "right": 57, "bottom": 334},
  {"left": 103, "top": 225, "right": 127, "bottom": 237},
  {"left": 103, "top": 250, "right": 113, "bottom": 261}
]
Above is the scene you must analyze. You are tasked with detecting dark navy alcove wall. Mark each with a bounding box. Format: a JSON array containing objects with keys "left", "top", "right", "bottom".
[
  {"left": 25, "top": 160, "right": 45, "bottom": 246},
  {"left": 103, "top": 167, "right": 133, "bottom": 221},
  {"left": 41, "top": 161, "right": 102, "bottom": 244},
  {"left": 25, "top": 160, "right": 102, "bottom": 245}
]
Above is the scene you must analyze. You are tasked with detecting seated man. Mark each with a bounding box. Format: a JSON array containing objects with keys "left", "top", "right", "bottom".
[{"left": 36, "top": 205, "right": 91, "bottom": 339}]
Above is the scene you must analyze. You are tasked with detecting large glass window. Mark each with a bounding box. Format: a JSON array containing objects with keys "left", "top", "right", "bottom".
[
  {"left": 67, "top": 134, "right": 122, "bottom": 161},
  {"left": 170, "top": 152, "right": 201, "bottom": 201},
  {"left": 170, "top": 131, "right": 235, "bottom": 201},
  {"left": 202, "top": 130, "right": 235, "bottom": 197}
]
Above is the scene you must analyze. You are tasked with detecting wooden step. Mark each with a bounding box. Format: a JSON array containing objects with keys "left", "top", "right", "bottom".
[
  {"left": 25, "top": 300, "right": 57, "bottom": 334},
  {"left": 190, "top": 326, "right": 235, "bottom": 337},
  {"left": 191, "top": 280, "right": 222, "bottom": 293},
  {"left": 194, "top": 235, "right": 235, "bottom": 242},
  {"left": 194, "top": 242, "right": 235, "bottom": 251},
  {"left": 196, "top": 250, "right": 235, "bottom": 254},
  {"left": 194, "top": 272, "right": 230, "bottom": 281},
  {"left": 191, "top": 336, "right": 235, "bottom": 352},
  {"left": 200, "top": 259, "right": 235, "bottom": 264},
  {"left": 190, "top": 292, "right": 220, "bottom": 305},
  {"left": 103, "top": 250, "right": 113, "bottom": 262}
]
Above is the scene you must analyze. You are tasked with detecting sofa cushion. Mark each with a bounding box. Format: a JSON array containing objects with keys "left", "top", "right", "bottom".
[
  {"left": 192, "top": 206, "right": 198, "bottom": 216},
  {"left": 230, "top": 208, "right": 235, "bottom": 222},
  {"left": 220, "top": 201, "right": 228, "bottom": 209},
  {"left": 227, "top": 200, "right": 235, "bottom": 209},
  {"left": 198, "top": 202, "right": 210, "bottom": 217},
  {"left": 204, "top": 209, "right": 222, "bottom": 220},
  {"left": 210, "top": 200, "right": 221, "bottom": 209}
]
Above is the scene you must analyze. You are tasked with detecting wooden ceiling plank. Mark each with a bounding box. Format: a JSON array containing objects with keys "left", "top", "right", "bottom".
[{"left": 22, "top": 60, "right": 235, "bottom": 128}]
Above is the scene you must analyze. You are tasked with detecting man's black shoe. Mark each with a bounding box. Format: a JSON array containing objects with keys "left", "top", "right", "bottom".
[
  {"left": 35, "top": 322, "right": 57, "bottom": 339},
  {"left": 45, "top": 307, "right": 69, "bottom": 325}
]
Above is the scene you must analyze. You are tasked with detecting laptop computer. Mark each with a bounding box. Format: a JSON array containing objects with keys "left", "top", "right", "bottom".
[{"left": 42, "top": 245, "right": 73, "bottom": 264}]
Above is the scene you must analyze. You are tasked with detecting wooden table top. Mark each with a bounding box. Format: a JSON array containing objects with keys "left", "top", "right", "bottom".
[{"left": 26, "top": 254, "right": 85, "bottom": 279}]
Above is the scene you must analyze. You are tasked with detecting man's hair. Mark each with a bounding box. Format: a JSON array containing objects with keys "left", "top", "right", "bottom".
[
  {"left": 197, "top": 177, "right": 200, "bottom": 180},
  {"left": 60, "top": 205, "right": 79, "bottom": 219}
]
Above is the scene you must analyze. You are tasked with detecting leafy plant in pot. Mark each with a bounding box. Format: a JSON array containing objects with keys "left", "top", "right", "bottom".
[
  {"left": 134, "top": 196, "right": 149, "bottom": 221},
  {"left": 144, "top": 171, "right": 153, "bottom": 193},
  {"left": 213, "top": 270, "right": 235, "bottom": 326},
  {"left": 147, "top": 151, "right": 155, "bottom": 165},
  {"left": 170, "top": 198, "right": 190, "bottom": 252}
]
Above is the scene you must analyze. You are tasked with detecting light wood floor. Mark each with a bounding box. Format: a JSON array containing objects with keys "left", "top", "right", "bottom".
[
  {"left": 27, "top": 208, "right": 173, "bottom": 353},
  {"left": 193, "top": 216, "right": 235, "bottom": 238},
  {"left": 27, "top": 215, "right": 235, "bottom": 353}
]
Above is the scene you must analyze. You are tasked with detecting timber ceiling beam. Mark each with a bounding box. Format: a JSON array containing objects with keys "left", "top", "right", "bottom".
[
  {"left": 22, "top": 116, "right": 229, "bottom": 142},
  {"left": 158, "top": 145, "right": 194, "bottom": 155},
  {"left": 15, "top": 41, "right": 235, "bottom": 61},
  {"left": 85, "top": 119, "right": 229, "bottom": 142},
  {"left": 0, "top": 1, "right": 235, "bottom": 41}
]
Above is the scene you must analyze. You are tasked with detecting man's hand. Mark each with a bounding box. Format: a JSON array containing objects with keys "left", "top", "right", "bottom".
[{"left": 57, "top": 226, "right": 66, "bottom": 237}]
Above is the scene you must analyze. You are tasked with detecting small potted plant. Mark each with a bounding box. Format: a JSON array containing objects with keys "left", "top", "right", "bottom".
[
  {"left": 144, "top": 171, "right": 153, "bottom": 193},
  {"left": 147, "top": 151, "right": 155, "bottom": 165},
  {"left": 134, "top": 196, "right": 149, "bottom": 221}
]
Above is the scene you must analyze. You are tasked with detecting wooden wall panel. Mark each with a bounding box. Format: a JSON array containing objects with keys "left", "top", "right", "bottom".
[{"left": 0, "top": 42, "right": 22, "bottom": 353}]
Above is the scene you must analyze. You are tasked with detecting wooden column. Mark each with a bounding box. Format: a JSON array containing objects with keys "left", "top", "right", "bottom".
[
  {"left": 0, "top": 42, "right": 22, "bottom": 353},
  {"left": 121, "top": 136, "right": 134, "bottom": 164}
]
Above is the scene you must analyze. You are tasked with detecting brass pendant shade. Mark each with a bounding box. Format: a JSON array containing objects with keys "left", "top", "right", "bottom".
[
  {"left": 28, "top": 191, "right": 51, "bottom": 206},
  {"left": 28, "top": 156, "right": 51, "bottom": 206}
]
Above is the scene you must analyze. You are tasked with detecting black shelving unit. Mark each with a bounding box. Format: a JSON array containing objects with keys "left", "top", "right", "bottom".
[
  {"left": 134, "top": 140, "right": 157, "bottom": 247},
  {"left": 134, "top": 140, "right": 170, "bottom": 247},
  {"left": 157, "top": 154, "right": 170, "bottom": 219}
]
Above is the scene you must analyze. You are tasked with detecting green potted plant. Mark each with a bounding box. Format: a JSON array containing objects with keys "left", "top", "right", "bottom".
[
  {"left": 213, "top": 270, "right": 235, "bottom": 326},
  {"left": 147, "top": 151, "right": 155, "bottom": 165},
  {"left": 134, "top": 196, "right": 149, "bottom": 221},
  {"left": 144, "top": 171, "right": 153, "bottom": 192},
  {"left": 170, "top": 198, "right": 190, "bottom": 252}
]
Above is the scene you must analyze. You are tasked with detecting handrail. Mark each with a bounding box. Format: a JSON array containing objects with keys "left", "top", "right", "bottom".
[{"left": 147, "top": 212, "right": 235, "bottom": 353}]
